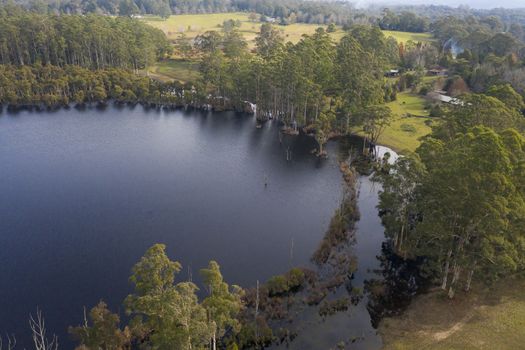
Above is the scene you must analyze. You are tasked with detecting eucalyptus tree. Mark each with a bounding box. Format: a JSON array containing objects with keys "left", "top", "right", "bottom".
[
  {"left": 335, "top": 34, "right": 384, "bottom": 133},
  {"left": 486, "top": 84, "right": 525, "bottom": 113},
  {"left": 69, "top": 302, "right": 131, "bottom": 349},
  {"left": 124, "top": 244, "right": 212, "bottom": 349},
  {"left": 377, "top": 154, "right": 426, "bottom": 257},
  {"left": 432, "top": 94, "right": 524, "bottom": 141},
  {"left": 200, "top": 261, "right": 243, "bottom": 350},
  {"left": 378, "top": 123, "right": 525, "bottom": 298},
  {"left": 255, "top": 23, "right": 284, "bottom": 59},
  {"left": 416, "top": 127, "right": 525, "bottom": 297},
  {"left": 0, "top": 11, "right": 170, "bottom": 69},
  {"left": 357, "top": 105, "right": 393, "bottom": 150}
]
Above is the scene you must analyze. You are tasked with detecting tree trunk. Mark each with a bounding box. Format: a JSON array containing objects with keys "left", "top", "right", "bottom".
[
  {"left": 465, "top": 261, "right": 476, "bottom": 292},
  {"left": 448, "top": 263, "right": 461, "bottom": 299},
  {"left": 441, "top": 249, "right": 452, "bottom": 290}
]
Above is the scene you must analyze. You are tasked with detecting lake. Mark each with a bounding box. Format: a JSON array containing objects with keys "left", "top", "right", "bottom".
[{"left": 0, "top": 106, "right": 393, "bottom": 349}]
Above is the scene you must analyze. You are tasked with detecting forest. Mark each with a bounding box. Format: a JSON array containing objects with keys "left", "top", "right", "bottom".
[
  {"left": 1, "top": 0, "right": 525, "bottom": 348},
  {"left": 0, "top": 6, "right": 170, "bottom": 68},
  {"left": 5, "top": 0, "right": 525, "bottom": 26}
]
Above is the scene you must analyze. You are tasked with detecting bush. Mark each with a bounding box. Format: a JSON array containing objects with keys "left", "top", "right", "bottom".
[
  {"left": 419, "top": 85, "right": 430, "bottom": 95},
  {"left": 400, "top": 123, "right": 417, "bottom": 133},
  {"left": 266, "top": 275, "right": 288, "bottom": 296},
  {"left": 286, "top": 268, "right": 305, "bottom": 290},
  {"left": 429, "top": 104, "right": 444, "bottom": 117}
]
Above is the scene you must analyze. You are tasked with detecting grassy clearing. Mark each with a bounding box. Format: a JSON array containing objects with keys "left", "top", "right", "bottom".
[
  {"left": 146, "top": 59, "right": 200, "bottom": 83},
  {"left": 143, "top": 13, "right": 428, "bottom": 47},
  {"left": 352, "top": 92, "right": 432, "bottom": 154},
  {"left": 143, "top": 13, "right": 433, "bottom": 86},
  {"left": 380, "top": 277, "right": 525, "bottom": 350},
  {"left": 143, "top": 12, "right": 344, "bottom": 47},
  {"left": 382, "top": 92, "right": 432, "bottom": 153},
  {"left": 381, "top": 30, "right": 434, "bottom": 44}
]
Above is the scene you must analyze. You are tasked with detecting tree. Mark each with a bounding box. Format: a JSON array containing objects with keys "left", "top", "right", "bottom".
[
  {"left": 377, "top": 155, "right": 426, "bottom": 257},
  {"left": 335, "top": 34, "right": 384, "bottom": 132},
  {"left": 200, "top": 261, "right": 243, "bottom": 350},
  {"left": 432, "top": 94, "right": 523, "bottom": 141},
  {"left": 195, "top": 31, "right": 223, "bottom": 54},
  {"left": 314, "top": 110, "right": 335, "bottom": 156},
  {"left": 255, "top": 23, "right": 283, "bottom": 59},
  {"left": 357, "top": 105, "right": 392, "bottom": 147},
  {"left": 175, "top": 33, "right": 193, "bottom": 59},
  {"left": 487, "top": 84, "right": 525, "bottom": 112},
  {"left": 124, "top": 244, "right": 212, "bottom": 349},
  {"left": 118, "top": 0, "right": 139, "bottom": 16},
  {"left": 29, "top": 309, "right": 59, "bottom": 350},
  {"left": 69, "top": 301, "right": 131, "bottom": 350},
  {"left": 379, "top": 127, "right": 525, "bottom": 298},
  {"left": 223, "top": 29, "right": 247, "bottom": 59},
  {"left": 447, "top": 76, "right": 469, "bottom": 97},
  {"left": 417, "top": 127, "right": 525, "bottom": 297}
]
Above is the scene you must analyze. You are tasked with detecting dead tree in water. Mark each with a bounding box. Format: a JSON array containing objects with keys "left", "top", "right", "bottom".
[
  {"left": 29, "top": 308, "right": 58, "bottom": 350},
  {"left": 0, "top": 335, "right": 16, "bottom": 350},
  {"left": 255, "top": 280, "right": 260, "bottom": 347}
]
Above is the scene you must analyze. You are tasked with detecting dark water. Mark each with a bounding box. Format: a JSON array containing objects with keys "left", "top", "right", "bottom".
[
  {"left": 0, "top": 106, "right": 403, "bottom": 349},
  {"left": 277, "top": 146, "right": 398, "bottom": 350},
  {"left": 0, "top": 106, "right": 348, "bottom": 348}
]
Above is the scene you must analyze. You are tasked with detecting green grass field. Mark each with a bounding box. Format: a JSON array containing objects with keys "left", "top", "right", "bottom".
[
  {"left": 380, "top": 277, "right": 525, "bottom": 349},
  {"left": 381, "top": 30, "right": 434, "bottom": 44},
  {"left": 145, "top": 59, "right": 200, "bottom": 83},
  {"left": 352, "top": 92, "right": 432, "bottom": 153},
  {"left": 143, "top": 12, "right": 345, "bottom": 47},
  {"left": 143, "top": 13, "right": 431, "bottom": 47}
]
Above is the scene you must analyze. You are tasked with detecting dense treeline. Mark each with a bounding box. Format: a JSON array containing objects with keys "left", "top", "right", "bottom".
[
  {"left": 379, "top": 9, "right": 428, "bottom": 33},
  {"left": 0, "top": 65, "right": 157, "bottom": 107},
  {"left": 369, "top": 5, "right": 525, "bottom": 26},
  {"left": 0, "top": 7, "right": 170, "bottom": 69},
  {"left": 8, "top": 0, "right": 358, "bottom": 24},
  {"left": 8, "top": 0, "right": 525, "bottom": 29},
  {"left": 413, "top": 14, "right": 525, "bottom": 100},
  {"left": 192, "top": 23, "right": 399, "bottom": 153},
  {"left": 377, "top": 89, "right": 525, "bottom": 298}
]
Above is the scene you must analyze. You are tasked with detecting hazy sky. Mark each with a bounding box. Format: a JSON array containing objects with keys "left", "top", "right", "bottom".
[{"left": 352, "top": 0, "right": 525, "bottom": 9}]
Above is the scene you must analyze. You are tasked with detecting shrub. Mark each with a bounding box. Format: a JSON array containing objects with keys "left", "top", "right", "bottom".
[
  {"left": 286, "top": 268, "right": 305, "bottom": 290},
  {"left": 400, "top": 123, "right": 417, "bottom": 133},
  {"left": 266, "top": 275, "right": 288, "bottom": 296}
]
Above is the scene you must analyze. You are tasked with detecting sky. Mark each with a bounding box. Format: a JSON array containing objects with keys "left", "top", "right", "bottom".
[{"left": 352, "top": 0, "right": 525, "bottom": 9}]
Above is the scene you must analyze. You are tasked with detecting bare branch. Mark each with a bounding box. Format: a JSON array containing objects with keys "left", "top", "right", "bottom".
[
  {"left": 29, "top": 308, "right": 58, "bottom": 350},
  {"left": 0, "top": 334, "right": 17, "bottom": 350}
]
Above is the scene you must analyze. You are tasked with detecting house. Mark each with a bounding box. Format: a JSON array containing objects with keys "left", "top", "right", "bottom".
[
  {"left": 427, "top": 68, "right": 448, "bottom": 76},
  {"left": 427, "top": 91, "right": 462, "bottom": 106},
  {"left": 384, "top": 69, "right": 400, "bottom": 77},
  {"left": 262, "top": 16, "right": 276, "bottom": 23}
]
